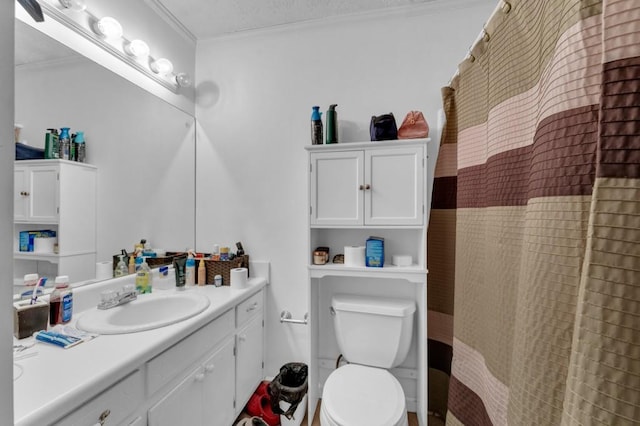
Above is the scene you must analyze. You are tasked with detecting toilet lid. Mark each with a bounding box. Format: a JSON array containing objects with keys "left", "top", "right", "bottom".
[{"left": 323, "top": 364, "right": 406, "bottom": 426}]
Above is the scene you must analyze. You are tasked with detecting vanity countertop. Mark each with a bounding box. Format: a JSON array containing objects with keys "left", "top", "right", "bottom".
[{"left": 13, "top": 275, "right": 266, "bottom": 426}]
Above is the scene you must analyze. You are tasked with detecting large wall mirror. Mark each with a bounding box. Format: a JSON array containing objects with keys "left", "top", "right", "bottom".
[{"left": 13, "top": 18, "right": 196, "bottom": 294}]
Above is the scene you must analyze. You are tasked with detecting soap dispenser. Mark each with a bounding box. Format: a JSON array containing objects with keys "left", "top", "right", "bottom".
[
  {"left": 135, "top": 257, "right": 152, "bottom": 294},
  {"left": 325, "top": 104, "right": 338, "bottom": 144},
  {"left": 311, "top": 106, "right": 323, "bottom": 145},
  {"left": 114, "top": 255, "right": 128, "bottom": 277}
]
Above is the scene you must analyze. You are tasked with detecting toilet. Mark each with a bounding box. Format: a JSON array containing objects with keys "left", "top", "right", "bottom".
[{"left": 320, "top": 294, "right": 415, "bottom": 426}]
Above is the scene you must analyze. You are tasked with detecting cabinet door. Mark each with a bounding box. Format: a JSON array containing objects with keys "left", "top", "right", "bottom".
[
  {"left": 365, "top": 147, "right": 424, "bottom": 225},
  {"left": 202, "top": 338, "right": 236, "bottom": 425},
  {"left": 236, "top": 314, "right": 264, "bottom": 411},
  {"left": 28, "top": 166, "right": 59, "bottom": 221},
  {"left": 148, "top": 365, "right": 204, "bottom": 426},
  {"left": 310, "top": 151, "right": 364, "bottom": 226}
]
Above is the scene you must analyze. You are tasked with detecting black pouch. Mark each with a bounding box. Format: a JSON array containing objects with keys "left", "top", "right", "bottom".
[{"left": 369, "top": 113, "right": 398, "bottom": 141}]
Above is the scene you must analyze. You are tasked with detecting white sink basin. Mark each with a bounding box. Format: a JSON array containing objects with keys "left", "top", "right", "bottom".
[{"left": 76, "top": 291, "right": 210, "bottom": 334}]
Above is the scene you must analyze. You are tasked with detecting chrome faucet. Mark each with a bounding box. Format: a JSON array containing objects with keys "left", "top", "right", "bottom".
[{"left": 98, "top": 284, "right": 137, "bottom": 310}]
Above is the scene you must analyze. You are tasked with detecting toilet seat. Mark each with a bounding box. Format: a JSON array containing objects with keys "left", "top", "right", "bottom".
[{"left": 321, "top": 364, "right": 407, "bottom": 426}]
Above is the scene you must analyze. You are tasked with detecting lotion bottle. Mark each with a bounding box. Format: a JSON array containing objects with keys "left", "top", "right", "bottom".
[
  {"left": 185, "top": 254, "right": 196, "bottom": 286},
  {"left": 197, "top": 258, "right": 206, "bottom": 286}
]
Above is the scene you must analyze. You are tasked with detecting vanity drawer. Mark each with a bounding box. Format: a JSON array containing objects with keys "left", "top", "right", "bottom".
[
  {"left": 146, "top": 308, "right": 234, "bottom": 396},
  {"left": 54, "top": 369, "right": 143, "bottom": 426},
  {"left": 236, "top": 290, "right": 263, "bottom": 327}
]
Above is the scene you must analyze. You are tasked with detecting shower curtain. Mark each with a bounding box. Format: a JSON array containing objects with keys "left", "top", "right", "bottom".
[{"left": 427, "top": 0, "right": 640, "bottom": 424}]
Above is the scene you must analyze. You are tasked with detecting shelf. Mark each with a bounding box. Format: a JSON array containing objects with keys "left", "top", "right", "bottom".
[
  {"left": 304, "top": 138, "right": 430, "bottom": 152},
  {"left": 308, "top": 263, "right": 428, "bottom": 283},
  {"left": 14, "top": 250, "right": 96, "bottom": 263},
  {"left": 310, "top": 224, "right": 424, "bottom": 230}
]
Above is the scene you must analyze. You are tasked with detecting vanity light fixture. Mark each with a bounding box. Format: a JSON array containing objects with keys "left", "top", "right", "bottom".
[
  {"left": 58, "top": 0, "right": 86, "bottom": 12},
  {"left": 150, "top": 58, "right": 174, "bottom": 76},
  {"left": 175, "top": 72, "right": 192, "bottom": 88},
  {"left": 124, "top": 39, "right": 150, "bottom": 58},
  {"left": 94, "top": 16, "right": 123, "bottom": 39}
]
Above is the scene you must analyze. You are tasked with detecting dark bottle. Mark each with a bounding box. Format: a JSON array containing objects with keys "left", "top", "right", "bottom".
[
  {"left": 50, "top": 275, "right": 73, "bottom": 325},
  {"left": 311, "top": 106, "right": 323, "bottom": 145},
  {"left": 326, "top": 104, "right": 338, "bottom": 144},
  {"left": 74, "top": 131, "right": 86, "bottom": 162}
]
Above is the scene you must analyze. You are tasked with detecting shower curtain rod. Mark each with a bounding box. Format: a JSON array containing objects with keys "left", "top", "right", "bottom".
[{"left": 448, "top": 0, "right": 508, "bottom": 84}]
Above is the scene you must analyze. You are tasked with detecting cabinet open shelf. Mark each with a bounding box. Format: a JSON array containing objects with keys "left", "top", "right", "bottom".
[{"left": 308, "top": 263, "right": 427, "bottom": 282}]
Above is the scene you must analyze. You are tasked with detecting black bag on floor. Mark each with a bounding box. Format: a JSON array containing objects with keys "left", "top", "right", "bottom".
[{"left": 267, "top": 362, "right": 308, "bottom": 420}]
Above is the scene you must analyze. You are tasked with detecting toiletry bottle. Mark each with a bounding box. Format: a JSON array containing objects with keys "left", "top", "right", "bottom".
[
  {"left": 59, "top": 127, "right": 71, "bottom": 160},
  {"left": 135, "top": 257, "right": 152, "bottom": 293},
  {"left": 311, "top": 106, "right": 323, "bottom": 145},
  {"left": 128, "top": 255, "right": 136, "bottom": 274},
  {"left": 114, "top": 254, "right": 128, "bottom": 277},
  {"left": 326, "top": 104, "right": 338, "bottom": 144},
  {"left": 212, "top": 244, "right": 220, "bottom": 261},
  {"left": 220, "top": 247, "right": 230, "bottom": 261},
  {"left": 44, "top": 129, "right": 59, "bottom": 159},
  {"left": 185, "top": 254, "right": 196, "bottom": 286},
  {"left": 73, "top": 131, "right": 86, "bottom": 162},
  {"left": 197, "top": 258, "right": 206, "bottom": 286},
  {"left": 50, "top": 275, "right": 72, "bottom": 325}
]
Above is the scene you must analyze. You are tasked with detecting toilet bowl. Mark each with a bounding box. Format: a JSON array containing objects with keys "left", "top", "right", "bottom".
[{"left": 320, "top": 364, "right": 408, "bottom": 426}]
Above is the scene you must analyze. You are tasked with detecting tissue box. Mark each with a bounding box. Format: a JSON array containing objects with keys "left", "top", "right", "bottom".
[
  {"left": 14, "top": 300, "right": 49, "bottom": 339},
  {"left": 365, "top": 236, "right": 385, "bottom": 268}
]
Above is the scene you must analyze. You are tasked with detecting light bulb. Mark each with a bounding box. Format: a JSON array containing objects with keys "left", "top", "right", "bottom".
[
  {"left": 150, "top": 58, "right": 173, "bottom": 75},
  {"left": 59, "top": 0, "right": 86, "bottom": 11},
  {"left": 175, "top": 73, "right": 192, "bottom": 88},
  {"left": 124, "top": 39, "right": 150, "bottom": 58},
  {"left": 94, "top": 17, "right": 123, "bottom": 39}
]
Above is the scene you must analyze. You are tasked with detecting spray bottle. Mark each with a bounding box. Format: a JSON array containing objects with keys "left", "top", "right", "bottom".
[{"left": 59, "top": 127, "right": 71, "bottom": 160}]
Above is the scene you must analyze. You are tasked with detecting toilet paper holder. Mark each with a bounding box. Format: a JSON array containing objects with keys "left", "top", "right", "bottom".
[{"left": 280, "top": 310, "right": 308, "bottom": 325}]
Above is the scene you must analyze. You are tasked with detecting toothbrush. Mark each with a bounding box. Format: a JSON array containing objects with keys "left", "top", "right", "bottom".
[{"left": 29, "top": 277, "right": 47, "bottom": 305}]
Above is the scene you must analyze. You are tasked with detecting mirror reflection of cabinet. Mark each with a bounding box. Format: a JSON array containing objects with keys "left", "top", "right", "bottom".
[{"left": 13, "top": 160, "right": 97, "bottom": 286}]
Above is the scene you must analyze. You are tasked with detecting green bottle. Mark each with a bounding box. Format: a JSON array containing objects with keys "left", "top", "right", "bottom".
[{"left": 326, "top": 104, "right": 338, "bottom": 144}]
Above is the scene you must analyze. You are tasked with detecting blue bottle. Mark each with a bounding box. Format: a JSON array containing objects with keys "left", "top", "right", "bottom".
[
  {"left": 59, "top": 127, "right": 71, "bottom": 160},
  {"left": 311, "top": 106, "right": 323, "bottom": 145}
]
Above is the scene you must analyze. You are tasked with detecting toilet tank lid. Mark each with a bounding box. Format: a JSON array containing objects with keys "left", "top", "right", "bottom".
[{"left": 332, "top": 294, "right": 415, "bottom": 317}]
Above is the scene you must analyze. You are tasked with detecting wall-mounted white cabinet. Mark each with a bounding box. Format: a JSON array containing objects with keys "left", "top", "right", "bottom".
[
  {"left": 310, "top": 146, "right": 424, "bottom": 226},
  {"left": 13, "top": 160, "right": 97, "bottom": 284},
  {"left": 305, "top": 139, "right": 430, "bottom": 425}
]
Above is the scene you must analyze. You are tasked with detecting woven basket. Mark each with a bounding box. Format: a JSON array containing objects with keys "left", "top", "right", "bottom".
[
  {"left": 205, "top": 255, "right": 249, "bottom": 286},
  {"left": 112, "top": 251, "right": 187, "bottom": 272}
]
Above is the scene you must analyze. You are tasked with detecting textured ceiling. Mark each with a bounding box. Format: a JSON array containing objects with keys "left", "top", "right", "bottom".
[{"left": 155, "top": 0, "right": 435, "bottom": 40}]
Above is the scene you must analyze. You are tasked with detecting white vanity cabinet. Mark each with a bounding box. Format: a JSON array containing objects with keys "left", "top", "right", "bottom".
[
  {"left": 305, "top": 139, "right": 430, "bottom": 425},
  {"left": 13, "top": 159, "right": 97, "bottom": 283},
  {"left": 310, "top": 145, "right": 424, "bottom": 226},
  {"left": 147, "top": 288, "right": 264, "bottom": 426}
]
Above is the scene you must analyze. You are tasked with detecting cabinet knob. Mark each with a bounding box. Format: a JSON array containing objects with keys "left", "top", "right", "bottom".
[
  {"left": 20, "top": 191, "right": 30, "bottom": 196},
  {"left": 94, "top": 409, "right": 110, "bottom": 426},
  {"left": 359, "top": 185, "right": 364, "bottom": 190},
  {"left": 365, "top": 184, "right": 371, "bottom": 190},
  {"left": 195, "top": 373, "right": 205, "bottom": 382},
  {"left": 205, "top": 364, "right": 215, "bottom": 373}
]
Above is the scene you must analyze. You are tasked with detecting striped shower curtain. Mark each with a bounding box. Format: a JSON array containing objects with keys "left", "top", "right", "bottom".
[{"left": 427, "top": 0, "right": 640, "bottom": 424}]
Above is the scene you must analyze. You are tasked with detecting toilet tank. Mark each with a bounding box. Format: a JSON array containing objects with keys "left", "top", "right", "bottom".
[{"left": 331, "top": 294, "right": 415, "bottom": 369}]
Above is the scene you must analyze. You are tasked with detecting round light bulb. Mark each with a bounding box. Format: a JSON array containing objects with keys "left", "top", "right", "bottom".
[
  {"left": 150, "top": 58, "right": 174, "bottom": 76},
  {"left": 175, "top": 72, "right": 192, "bottom": 88},
  {"left": 59, "top": 0, "right": 86, "bottom": 11},
  {"left": 94, "top": 17, "right": 123, "bottom": 39},
  {"left": 124, "top": 39, "right": 150, "bottom": 58}
]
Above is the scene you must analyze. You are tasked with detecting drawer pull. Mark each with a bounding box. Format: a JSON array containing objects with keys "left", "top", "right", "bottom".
[
  {"left": 94, "top": 409, "right": 110, "bottom": 426},
  {"left": 205, "top": 364, "right": 215, "bottom": 373},
  {"left": 246, "top": 302, "right": 259, "bottom": 312},
  {"left": 238, "top": 334, "right": 247, "bottom": 342},
  {"left": 195, "top": 373, "right": 205, "bottom": 382}
]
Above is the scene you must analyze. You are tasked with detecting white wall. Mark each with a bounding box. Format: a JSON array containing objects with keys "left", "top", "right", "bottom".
[
  {"left": 0, "top": 3, "right": 14, "bottom": 423},
  {"left": 195, "top": 0, "right": 497, "bottom": 375}
]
